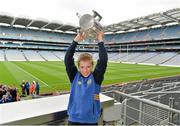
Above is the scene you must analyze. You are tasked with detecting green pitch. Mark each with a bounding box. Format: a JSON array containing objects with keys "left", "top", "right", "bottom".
[{"left": 0, "top": 61, "right": 179, "bottom": 93}]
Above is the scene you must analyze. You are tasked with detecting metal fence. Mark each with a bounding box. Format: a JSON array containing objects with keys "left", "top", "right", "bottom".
[{"left": 113, "top": 90, "right": 180, "bottom": 125}]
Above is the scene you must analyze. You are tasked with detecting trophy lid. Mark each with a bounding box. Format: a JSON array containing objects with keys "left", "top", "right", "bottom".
[{"left": 79, "top": 14, "right": 94, "bottom": 31}]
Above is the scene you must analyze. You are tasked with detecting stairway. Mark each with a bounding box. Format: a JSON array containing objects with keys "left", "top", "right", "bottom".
[
  {"left": 4, "top": 50, "right": 8, "bottom": 61},
  {"left": 38, "top": 51, "right": 47, "bottom": 61},
  {"left": 52, "top": 52, "right": 62, "bottom": 61},
  {"left": 160, "top": 53, "right": 179, "bottom": 64},
  {"left": 21, "top": 50, "right": 29, "bottom": 61}
]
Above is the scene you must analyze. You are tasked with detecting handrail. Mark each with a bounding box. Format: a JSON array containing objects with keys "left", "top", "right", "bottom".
[
  {"left": 143, "top": 91, "right": 180, "bottom": 95},
  {"left": 114, "top": 90, "right": 180, "bottom": 114}
]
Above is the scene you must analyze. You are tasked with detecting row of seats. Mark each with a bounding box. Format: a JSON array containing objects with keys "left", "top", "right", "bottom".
[
  {"left": 0, "top": 25, "right": 179, "bottom": 43},
  {"left": 108, "top": 52, "right": 180, "bottom": 66},
  {"left": 1, "top": 50, "right": 180, "bottom": 67},
  {"left": 105, "top": 25, "right": 180, "bottom": 43},
  {"left": 0, "top": 26, "right": 74, "bottom": 43},
  {"left": 103, "top": 77, "right": 180, "bottom": 125}
]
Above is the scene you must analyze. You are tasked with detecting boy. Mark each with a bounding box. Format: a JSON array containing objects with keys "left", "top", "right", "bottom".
[{"left": 64, "top": 32, "right": 108, "bottom": 125}]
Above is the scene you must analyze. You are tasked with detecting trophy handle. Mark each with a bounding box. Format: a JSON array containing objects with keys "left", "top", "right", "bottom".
[
  {"left": 76, "top": 12, "right": 81, "bottom": 18},
  {"left": 93, "top": 10, "right": 102, "bottom": 21}
]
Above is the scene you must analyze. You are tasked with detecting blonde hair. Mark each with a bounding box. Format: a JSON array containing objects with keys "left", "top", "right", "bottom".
[{"left": 77, "top": 53, "right": 93, "bottom": 67}]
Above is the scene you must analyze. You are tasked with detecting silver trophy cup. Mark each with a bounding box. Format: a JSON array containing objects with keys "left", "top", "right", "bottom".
[{"left": 77, "top": 10, "right": 103, "bottom": 40}]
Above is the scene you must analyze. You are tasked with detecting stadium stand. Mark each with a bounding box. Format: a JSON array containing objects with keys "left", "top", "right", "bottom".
[
  {"left": 141, "top": 52, "right": 177, "bottom": 65},
  {"left": 38, "top": 51, "right": 61, "bottom": 61},
  {"left": 0, "top": 19, "right": 180, "bottom": 66},
  {"left": 162, "top": 53, "right": 180, "bottom": 66},
  {"left": 129, "top": 52, "right": 159, "bottom": 63},
  {"left": 0, "top": 50, "right": 4, "bottom": 61},
  {"left": 102, "top": 76, "right": 180, "bottom": 125},
  {"left": 23, "top": 50, "right": 45, "bottom": 61},
  {"left": 0, "top": 26, "right": 75, "bottom": 43},
  {"left": 5, "top": 49, "right": 26, "bottom": 61},
  {"left": 52, "top": 51, "right": 66, "bottom": 61}
]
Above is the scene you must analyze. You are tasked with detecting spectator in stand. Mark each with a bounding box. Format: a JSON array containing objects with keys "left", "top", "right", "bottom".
[
  {"left": 20, "top": 80, "right": 26, "bottom": 96},
  {"left": 35, "top": 81, "right": 40, "bottom": 95},
  {"left": 25, "top": 81, "right": 30, "bottom": 95}
]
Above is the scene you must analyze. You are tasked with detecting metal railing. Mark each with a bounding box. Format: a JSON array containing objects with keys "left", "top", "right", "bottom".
[{"left": 113, "top": 90, "right": 180, "bottom": 125}]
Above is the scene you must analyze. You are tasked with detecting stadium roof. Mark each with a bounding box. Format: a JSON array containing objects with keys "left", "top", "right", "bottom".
[
  {"left": 0, "top": 15, "right": 78, "bottom": 33},
  {"left": 0, "top": 8, "right": 179, "bottom": 34},
  {"left": 105, "top": 8, "right": 180, "bottom": 33}
]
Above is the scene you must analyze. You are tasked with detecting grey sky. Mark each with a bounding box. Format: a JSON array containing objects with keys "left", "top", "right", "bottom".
[{"left": 0, "top": 0, "right": 179, "bottom": 26}]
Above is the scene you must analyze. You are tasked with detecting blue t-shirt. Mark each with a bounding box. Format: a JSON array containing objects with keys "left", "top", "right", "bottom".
[{"left": 67, "top": 72, "right": 101, "bottom": 123}]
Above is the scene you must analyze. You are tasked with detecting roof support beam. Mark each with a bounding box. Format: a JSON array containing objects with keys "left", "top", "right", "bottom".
[
  {"left": 129, "top": 20, "right": 146, "bottom": 28},
  {"left": 54, "top": 24, "right": 65, "bottom": 31},
  {"left": 26, "top": 20, "right": 34, "bottom": 28},
  {"left": 116, "top": 23, "right": 131, "bottom": 29},
  {"left": 11, "top": 17, "right": 16, "bottom": 26},
  {"left": 68, "top": 27, "right": 78, "bottom": 33},
  {"left": 143, "top": 17, "right": 162, "bottom": 25},
  {"left": 106, "top": 23, "right": 131, "bottom": 32},
  {"left": 160, "top": 12, "right": 180, "bottom": 24},
  {"left": 40, "top": 22, "right": 51, "bottom": 30}
]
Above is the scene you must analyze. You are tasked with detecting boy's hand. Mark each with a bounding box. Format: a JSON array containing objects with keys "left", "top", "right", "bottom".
[
  {"left": 74, "top": 32, "right": 86, "bottom": 42},
  {"left": 97, "top": 31, "right": 104, "bottom": 42}
]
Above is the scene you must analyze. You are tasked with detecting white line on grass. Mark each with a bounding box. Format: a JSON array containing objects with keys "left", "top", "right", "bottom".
[{"left": 11, "top": 62, "right": 58, "bottom": 92}]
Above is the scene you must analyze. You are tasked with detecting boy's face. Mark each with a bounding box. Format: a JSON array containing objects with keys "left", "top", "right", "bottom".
[{"left": 79, "top": 60, "right": 93, "bottom": 77}]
